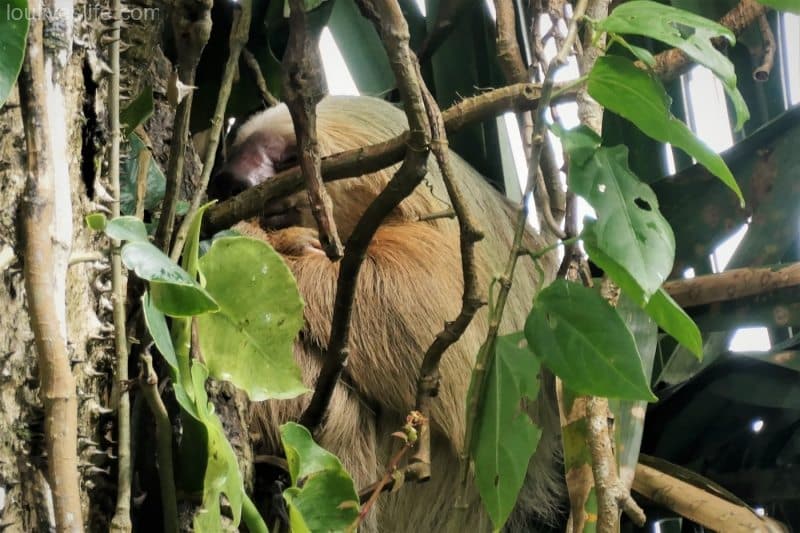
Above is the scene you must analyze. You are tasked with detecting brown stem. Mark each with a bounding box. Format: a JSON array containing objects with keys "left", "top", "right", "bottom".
[
  {"left": 242, "top": 49, "right": 279, "bottom": 107},
  {"left": 283, "top": 0, "right": 343, "bottom": 259},
  {"left": 18, "top": 4, "right": 84, "bottom": 529},
  {"left": 753, "top": 13, "right": 776, "bottom": 82},
  {"left": 299, "top": 0, "right": 431, "bottom": 432}
]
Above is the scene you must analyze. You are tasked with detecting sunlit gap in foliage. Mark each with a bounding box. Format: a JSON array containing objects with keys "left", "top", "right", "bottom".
[
  {"left": 319, "top": 28, "right": 360, "bottom": 96},
  {"left": 780, "top": 12, "right": 800, "bottom": 106},
  {"left": 413, "top": 0, "right": 426, "bottom": 17},
  {"left": 679, "top": 64, "right": 770, "bottom": 353}
]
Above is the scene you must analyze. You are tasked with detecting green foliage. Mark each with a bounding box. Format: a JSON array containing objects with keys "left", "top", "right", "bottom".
[
  {"left": 757, "top": 0, "right": 800, "bottom": 15},
  {"left": 524, "top": 280, "right": 657, "bottom": 402},
  {"left": 85, "top": 213, "right": 108, "bottom": 231},
  {"left": 595, "top": 0, "right": 749, "bottom": 130},
  {"left": 0, "top": 0, "right": 28, "bottom": 109},
  {"left": 472, "top": 333, "right": 543, "bottom": 531},
  {"left": 197, "top": 236, "right": 307, "bottom": 401},
  {"left": 121, "top": 132, "right": 166, "bottom": 216},
  {"left": 281, "top": 423, "right": 360, "bottom": 533},
  {"left": 557, "top": 125, "right": 675, "bottom": 304},
  {"left": 587, "top": 56, "right": 744, "bottom": 205},
  {"left": 644, "top": 289, "right": 702, "bottom": 358},
  {"left": 120, "top": 86, "right": 154, "bottom": 137}
]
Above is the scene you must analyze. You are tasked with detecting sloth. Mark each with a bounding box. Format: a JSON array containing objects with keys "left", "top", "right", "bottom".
[{"left": 209, "top": 95, "right": 562, "bottom": 532}]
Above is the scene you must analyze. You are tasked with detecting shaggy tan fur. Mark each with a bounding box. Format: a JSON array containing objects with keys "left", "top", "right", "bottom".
[{"left": 228, "top": 96, "right": 562, "bottom": 532}]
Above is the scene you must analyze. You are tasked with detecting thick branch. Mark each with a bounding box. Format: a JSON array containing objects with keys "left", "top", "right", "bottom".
[
  {"left": 663, "top": 262, "right": 800, "bottom": 308},
  {"left": 203, "top": 82, "right": 549, "bottom": 233},
  {"left": 19, "top": 5, "right": 83, "bottom": 529}
]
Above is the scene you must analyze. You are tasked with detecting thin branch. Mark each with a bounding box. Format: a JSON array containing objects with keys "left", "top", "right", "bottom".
[
  {"left": 204, "top": 82, "right": 557, "bottom": 234},
  {"left": 299, "top": 0, "right": 431, "bottom": 431},
  {"left": 462, "top": 0, "right": 590, "bottom": 475},
  {"left": 282, "top": 0, "right": 343, "bottom": 259},
  {"left": 410, "top": 70, "right": 485, "bottom": 476},
  {"left": 242, "top": 49, "right": 279, "bottom": 107},
  {"left": 753, "top": 13, "right": 776, "bottom": 82},
  {"left": 139, "top": 353, "right": 178, "bottom": 533},
  {"left": 107, "top": 0, "right": 131, "bottom": 527},
  {"left": 169, "top": 0, "right": 251, "bottom": 261},
  {"left": 153, "top": 0, "right": 213, "bottom": 252},
  {"left": 18, "top": 3, "right": 84, "bottom": 529}
]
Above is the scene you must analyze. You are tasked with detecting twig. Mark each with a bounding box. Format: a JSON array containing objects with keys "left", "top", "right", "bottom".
[
  {"left": 18, "top": 3, "right": 84, "bottom": 529},
  {"left": 139, "top": 353, "right": 177, "bottom": 533},
  {"left": 153, "top": 0, "right": 212, "bottom": 252},
  {"left": 462, "top": 0, "right": 590, "bottom": 477},
  {"left": 106, "top": 0, "right": 131, "bottom": 527},
  {"left": 168, "top": 0, "right": 251, "bottom": 261},
  {"left": 242, "top": 49, "right": 279, "bottom": 107},
  {"left": 282, "top": 0, "right": 343, "bottom": 259},
  {"left": 204, "top": 82, "right": 557, "bottom": 234},
  {"left": 299, "top": 0, "right": 431, "bottom": 431},
  {"left": 133, "top": 127, "right": 152, "bottom": 220},
  {"left": 586, "top": 396, "right": 646, "bottom": 531},
  {"left": 753, "top": 14, "right": 776, "bottom": 82},
  {"left": 357, "top": 413, "right": 424, "bottom": 526},
  {"left": 410, "top": 71, "right": 485, "bottom": 476},
  {"left": 646, "top": 0, "right": 766, "bottom": 83}
]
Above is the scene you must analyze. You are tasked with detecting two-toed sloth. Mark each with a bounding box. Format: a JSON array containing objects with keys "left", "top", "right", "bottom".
[{"left": 209, "top": 96, "right": 562, "bottom": 532}]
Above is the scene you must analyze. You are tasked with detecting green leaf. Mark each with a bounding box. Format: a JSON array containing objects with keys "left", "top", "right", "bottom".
[
  {"left": 565, "top": 140, "right": 675, "bottom": 303},
  {"left": 190, "top": 363, "right": 246, "bottom": 530},
  {"left": 120, "top": 241, "right": 219, "bottom": 316},
  {"left": 85, "top": 213, "right": 108, "bottom": 231},
  {"left": 197, "top": 237, "right": 307, "bottom": 401},
  {"left": 0, "top": 0, "right": 28, "bottom": 108},
  {"left": 524, "top": 280, "right": 657, "bottom": 401},
  {"left": 105, "top": 216, "right": 148, "bottom": 243},
  {"left": 595, "top": 1, "right": 749, "bottom": 129},
  {"left": 611, "top": 34, "right": 656, "bottom": 67},
  {"left": 121, "top": 132, "right": 166, "bottom": 216},
  {"left": 644, "top": 288, "right": 703, "bottom": 358},
  {"left": 120, "top": 86, "right": 154, "bottom": 137},
  {"left": 588, "top": 55, "right": 744, "bottom": 205},
  {"left": 473, "top": 333, "right": 543, "bottom": 531},
  {"left": 280, "top": 423, "right": 360, "bottom": 533},
  {"left": 756, "top": 0, "right": 800, "bottom": 13}
]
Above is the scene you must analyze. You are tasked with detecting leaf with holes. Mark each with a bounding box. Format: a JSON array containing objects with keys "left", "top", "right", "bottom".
[
  {"left": 595, "top": 1, "right": 749, "bottom": 129},
  {"left": 473, "top": 332, "right": 543, "bottom": 531},
  {"left": 525, "top": 280, "right": 656, "bottom": 401},
  {"left": 588, "top": 56, "right": 743, "bottom": 205},
  {"left": 557, "top": 126, "right": 675, "bottom": 304}
]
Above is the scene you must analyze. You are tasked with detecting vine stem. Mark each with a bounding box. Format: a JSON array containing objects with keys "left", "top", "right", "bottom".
[{"left": 461, "top": 0, "right": 590, "bottom": 481}]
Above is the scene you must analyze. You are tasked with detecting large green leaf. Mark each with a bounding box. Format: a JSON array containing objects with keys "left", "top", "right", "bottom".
[
  {"left": 197, "top": 236, "right": 307, "bottom": 401},
  {"left": 120, "top": 86, "right": 154, "bottom": 137},
  {"left": 588, "top": 55, "right": 744, "bottom": 205},
  {"left": 756, "top": 0, "right": 800, "bottom": 14},
  {"left": 561, "top": 132, "right": 675, "bottom": 303},
  {"left": 595, "top": 1, "right": 749, "bottom": 129},
  {"left": 0, "top": 0, "right": 28, "bottom": 108},
  {"left": 281, "top": 423, "right": 360, "bottom": 533},
  {"left": 473, "top": 333, "right": 543, "bottom": 530},
  {"left": 524, "top": 280, "right": 657, "bottom": 401}
]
